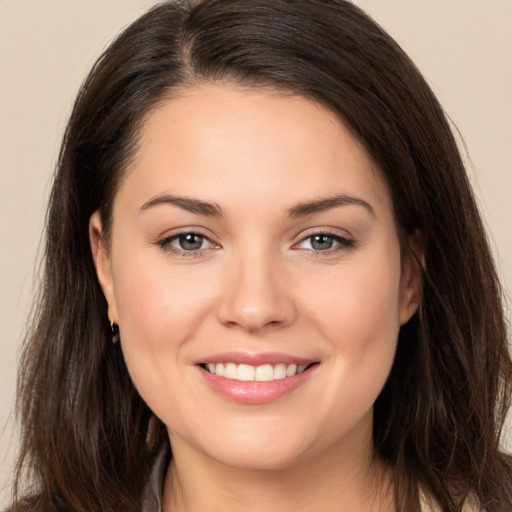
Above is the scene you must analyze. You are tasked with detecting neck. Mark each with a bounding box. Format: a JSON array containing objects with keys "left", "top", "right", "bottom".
[{"left": 162, "top": 431, "right": 395, "bottom": 512}]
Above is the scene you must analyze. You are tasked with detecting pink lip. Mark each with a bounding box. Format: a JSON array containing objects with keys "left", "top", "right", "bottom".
[
  {"left": 194, "top": 352, "right": 319, "bottom": 405},
  {"left": 195, "top": 351, "right": 314, "bottom": 366}
]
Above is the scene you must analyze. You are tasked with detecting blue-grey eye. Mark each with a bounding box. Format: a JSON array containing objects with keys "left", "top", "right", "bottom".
[
  {"left": 309, "top": 234, "right": 335, "bottom": 251},
  {"left": 175, "top": 233, "right": 206, "bottom": 251},
  {"left": 298, "top": 233, "right": 353, "bottom": 252}
]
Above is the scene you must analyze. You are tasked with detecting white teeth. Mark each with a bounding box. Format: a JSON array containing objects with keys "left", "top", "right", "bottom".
[
  {"left": 237, "top": 364, "right": 255, "bottom": 381},
  {"left": 204, "top": 362, "right": 310, "bottom": 381},
  {"left": 224, "top": 362, "right": 238, "bottom": 379},
  {"left": 254, "top": 364, "right": 274, "bottom": 382},
  {"left": 286, "top": 364, "right": 297, "bottom": 377},
  {"left": 274, "top": 363, "right": 287, "bottom": 380}
]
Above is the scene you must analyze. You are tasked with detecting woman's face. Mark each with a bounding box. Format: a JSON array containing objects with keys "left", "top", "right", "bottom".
[{"left": 91, "top": 84, "right": 420, "bottom": 471}]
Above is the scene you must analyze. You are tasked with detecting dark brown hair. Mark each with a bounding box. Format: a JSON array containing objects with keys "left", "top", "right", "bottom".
[{"left": 13, "top": 1, "right": 512, "bottom": 511}]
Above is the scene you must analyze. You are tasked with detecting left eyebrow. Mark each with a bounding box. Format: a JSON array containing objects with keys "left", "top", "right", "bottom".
[
  {"left": 139, "top": 194, "right": 223, "bottom": 217},
  {"left": 287, "top": 194, "right": 375, "bottom": 218}
]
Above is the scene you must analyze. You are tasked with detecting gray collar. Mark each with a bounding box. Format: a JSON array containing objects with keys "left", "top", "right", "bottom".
[
  {"left": 142, "top": 446, "right": 169, "bottom": 512},
  {"left": 140, "top": 447, "right": 464, "bottom": 512}
]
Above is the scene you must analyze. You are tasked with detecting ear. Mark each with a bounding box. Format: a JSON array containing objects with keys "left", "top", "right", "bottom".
[
  {"left": 89, "top": 211, "right": 118, "bottom": 324},
  {"left": 398, "top": 231, "right": 424, "bottom": 325}
]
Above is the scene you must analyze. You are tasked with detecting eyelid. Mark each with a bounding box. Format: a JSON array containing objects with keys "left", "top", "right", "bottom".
[
  {"left": 291, "top": 228, "right": 355, "bottom": 253},
  {"left": 154, "top": 225, "right": 218, "bottom": 242},
  {"left": 153, "top": 227, "right": 221, "bottom": 256},
  {"left": 292, "top": 226, "right": 354, "bottom": 242},
  {"left": 152, "top": 226, "right": 355, "bottom": 257}
]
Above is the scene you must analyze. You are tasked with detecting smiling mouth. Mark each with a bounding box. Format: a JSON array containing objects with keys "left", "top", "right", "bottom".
[{"left": 200, "top": 362, "right": 314, "bottom": 382}]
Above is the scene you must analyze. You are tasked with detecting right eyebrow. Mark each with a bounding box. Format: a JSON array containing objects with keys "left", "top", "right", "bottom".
[
  {"left": 286, "top": 194, "right": 375, "bottom": 218},
  {"left": 139, "top": 194, "right": 223, "bottom": 217}
]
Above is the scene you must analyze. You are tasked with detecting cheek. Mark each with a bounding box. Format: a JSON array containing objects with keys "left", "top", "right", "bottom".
[
  {"left": 112, "top": 253, "right": 213, "bottom": 337},
  {"left": 303, "top": 255, "right": 402, "bottom": 345},
  {"left": 110, "top": 254, "right": 217, "bottom": 397},
  {"left": 304, "top": 256, "right": 401, "bottom": 423},
  {"left": 300, "top": 248, "right": 402, "bottom": 401},
  {"left": 111, "top": 257, "right": 217, "bottom": 414}
]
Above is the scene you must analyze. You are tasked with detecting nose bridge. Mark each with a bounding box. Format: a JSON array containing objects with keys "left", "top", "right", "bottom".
[{"left": 217, "top": 242, "right": 296, "bottom": 331}]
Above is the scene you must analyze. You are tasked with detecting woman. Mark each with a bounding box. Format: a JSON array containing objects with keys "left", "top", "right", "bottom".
[{"left": 12, "top": 1, "right": 512, "bottom": 511}]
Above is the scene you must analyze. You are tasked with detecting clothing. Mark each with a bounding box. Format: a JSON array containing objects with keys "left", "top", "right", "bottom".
[
  {"left": 141, "top": 448, "right": 480, "bottom": 512},
  {"left": 142, "top": 447, "right": 168, "bottom": 512}
]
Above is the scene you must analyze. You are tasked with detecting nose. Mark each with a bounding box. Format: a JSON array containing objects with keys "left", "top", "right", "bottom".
[{"left": 216, "top": 249, "right": 297, "bottom": 332}]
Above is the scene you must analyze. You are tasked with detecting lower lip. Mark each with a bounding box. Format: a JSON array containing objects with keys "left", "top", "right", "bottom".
[{"left": 198, "top": 364, "right": 318, "bottom": 404}]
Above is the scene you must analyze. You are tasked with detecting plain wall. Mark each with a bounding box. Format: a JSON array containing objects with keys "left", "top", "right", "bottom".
[{"left": 1, "top": 0, "right": 511, "bottom": 505}]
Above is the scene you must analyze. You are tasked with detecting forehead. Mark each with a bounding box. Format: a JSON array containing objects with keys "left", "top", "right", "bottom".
[{"left": 118, "top": 84, "right": 393, "bottom": 218}]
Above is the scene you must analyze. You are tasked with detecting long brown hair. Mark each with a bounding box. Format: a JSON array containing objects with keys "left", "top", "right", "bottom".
[{"left": 13, "top": 1, "right": 512, "bottom": 510}]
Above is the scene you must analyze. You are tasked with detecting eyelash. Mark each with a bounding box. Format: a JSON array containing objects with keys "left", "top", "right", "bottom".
[
  {"left": 154, "top": 230, "right": 355, "bottom": 258},
  {"left": 293, "top": 231, "right": 355, "bottom": 255},
  {"left": 155, "top": 231, "right": 219, "bottom": 258}
]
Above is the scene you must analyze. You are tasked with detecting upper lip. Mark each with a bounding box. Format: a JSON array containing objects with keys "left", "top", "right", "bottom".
[{"left": 194, "top": 351, "right": 316, "bottom": 367}]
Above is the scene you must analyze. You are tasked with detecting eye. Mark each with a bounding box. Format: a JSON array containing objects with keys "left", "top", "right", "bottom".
[
  {"left": 296, "top": 232, "right": 354, "bottom": 252},
  {"left": 172, "top": 233, "right": 209, "bottom": 251},
  {"left": 156, "top": 231, "right": 219, "bottom": 255}
]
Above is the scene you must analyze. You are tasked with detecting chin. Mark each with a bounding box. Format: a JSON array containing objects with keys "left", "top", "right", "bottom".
[
  {"left": 175, "top": 418, "right": 318, "bottom": 472},
  {"left": 207, "top": 441, "right": 310, "bottom": 472}
]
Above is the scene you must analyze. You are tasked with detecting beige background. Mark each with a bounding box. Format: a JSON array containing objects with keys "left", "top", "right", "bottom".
[{"left": 1, "top": 0, "right": 511, "bottom": 505}]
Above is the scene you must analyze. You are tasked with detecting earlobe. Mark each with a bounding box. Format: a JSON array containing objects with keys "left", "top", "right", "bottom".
[
  {"left": 89, "top": 211, "right": 118, "bottom": 324},
  {"left": 399, "top": 231, "right": 425, "bottom": 325}
]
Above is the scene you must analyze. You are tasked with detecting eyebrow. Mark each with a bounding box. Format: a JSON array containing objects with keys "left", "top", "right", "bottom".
[
  {"left": 287, "top": 194, "right": 375, "bottom": 218},
  {"left": 139, "top": 194, "right": 223, "bottom": 217},
  {"left": 139, "top": 192, "right": 374, "bottom": 218}
]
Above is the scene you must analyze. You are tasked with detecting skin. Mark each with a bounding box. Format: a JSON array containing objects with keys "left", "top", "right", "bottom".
[{"left": 90, "top": 84, "right": 422, "bottom": 512}]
